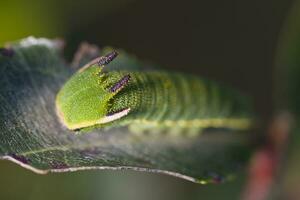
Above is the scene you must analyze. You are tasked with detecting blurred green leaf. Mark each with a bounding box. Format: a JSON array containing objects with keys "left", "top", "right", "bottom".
[
  {"left": 273, "top": 1, "right": 300, "bottom": 198},
  {"left": 0, "top": 37, "right": 253, "bottom": 183},
  {"left": 0, "top": 1, "right": 64, "bottom": 45}
]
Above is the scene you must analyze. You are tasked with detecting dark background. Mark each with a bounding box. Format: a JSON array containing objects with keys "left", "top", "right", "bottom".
[
  {"left": 0, "top": 0, "right": 295, "bottom": 199},
  {"left": 63, "top": 0, "right": 291, "bottom": 119}
]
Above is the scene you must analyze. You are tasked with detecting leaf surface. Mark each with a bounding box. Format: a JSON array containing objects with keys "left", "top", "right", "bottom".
[{"left": 0, "top": 37, "right": 253, "bottom": 183}]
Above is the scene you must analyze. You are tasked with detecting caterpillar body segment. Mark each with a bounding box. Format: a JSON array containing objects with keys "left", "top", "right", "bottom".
[{"left": 56, "top": 51, "right": 253, "bottom": 135}]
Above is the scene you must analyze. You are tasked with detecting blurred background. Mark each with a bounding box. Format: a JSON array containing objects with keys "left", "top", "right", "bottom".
[{"left": 0, "top": 0, "right": 298, "bottom": 199}]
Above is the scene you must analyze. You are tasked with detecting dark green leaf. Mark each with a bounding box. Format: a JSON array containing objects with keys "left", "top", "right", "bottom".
[{"left": 0, "top": 37, "right": 253, "bottom": 183}]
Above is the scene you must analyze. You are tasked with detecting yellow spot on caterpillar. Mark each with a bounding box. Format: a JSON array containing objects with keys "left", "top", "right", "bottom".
[
  {"left": 131, "top": 118, "right": 252, "bottom": 130},
  {"left": 199, "top": 180, "right": 207, "bottom": 185}
]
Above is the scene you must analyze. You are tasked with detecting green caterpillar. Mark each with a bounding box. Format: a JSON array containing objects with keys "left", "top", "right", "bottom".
[{"left": 56, "top": 50, "right": 253, "bottom": 135}]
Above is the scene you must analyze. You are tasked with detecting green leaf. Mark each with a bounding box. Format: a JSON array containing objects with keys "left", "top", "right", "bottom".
[{"left": 0, "top": 37, "right": 253, "bottom": 183}]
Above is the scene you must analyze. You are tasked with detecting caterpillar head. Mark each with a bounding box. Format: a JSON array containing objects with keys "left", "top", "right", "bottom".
[{"left": 56, "top": 51, "right": 131, "bottom": 131}]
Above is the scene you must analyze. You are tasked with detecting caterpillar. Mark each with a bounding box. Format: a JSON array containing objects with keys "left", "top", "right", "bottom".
[{"left": 56, "top": 50, "right": 253, "bottom": 135}]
